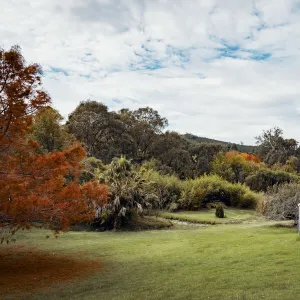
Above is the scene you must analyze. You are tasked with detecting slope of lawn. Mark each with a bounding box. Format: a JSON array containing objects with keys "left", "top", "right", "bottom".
[
  {"left": 2, "top": 221, "right": 300, "bottom": 300},
  {"left": 159, "top": 208, "right": 259, "bottom": 224}
]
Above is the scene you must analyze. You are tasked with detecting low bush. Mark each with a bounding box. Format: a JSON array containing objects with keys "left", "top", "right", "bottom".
[
  {"left": 169, "top": 202, "right": 179, "bottom": 212},
  {"left": 142, "top": 171, "right": 261, "bottom": 211},
  {"left": 215, "top": 204, "right": 225, "bottom": 218},
  {"left": 264, "top": 183, "right": 300, "bottom": 222},
  {"left": 245, "top": 169, "right": 299, "bottom": 192},
  {"left": 92, "top": 208, "right": 138, "bottom": 230},
  {"left": 141, "top": 170, "right": 182, "bottom": 209},
  {"left": 179, "top": 175, "right": 260, "bottom": 210},
  {"left": 206, "top": 202, "right": 227, "bottom": 209},
  {"left": 94, "top": 157, "right": 157, "bottom": 230}
]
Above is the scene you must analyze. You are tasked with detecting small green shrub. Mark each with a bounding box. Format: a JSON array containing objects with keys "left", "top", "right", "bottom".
[
  {"left": 169, "top": 202, "right": 179, "bottom": 212},
  {"left": 215, "top": 204, "right": 225, "bottom": 218}
]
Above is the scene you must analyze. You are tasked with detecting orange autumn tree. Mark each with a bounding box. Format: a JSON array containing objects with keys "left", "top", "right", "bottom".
[
  {"left": 225, "top": 151, "right": 260, "bottom": 163},
  {"left": 0, "top": 46, "right": 108, "bottom": 238},
  {"left": 212, "top": 150, "right": 260, "bottom": 183}
]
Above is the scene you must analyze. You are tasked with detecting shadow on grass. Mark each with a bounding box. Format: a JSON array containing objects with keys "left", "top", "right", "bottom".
[{"left": 0, "top": 245, "right": 101, "bottom": 298}]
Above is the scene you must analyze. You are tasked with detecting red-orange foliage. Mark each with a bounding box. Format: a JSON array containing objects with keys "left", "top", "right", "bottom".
[
  {"left": 0, "top": 46, "right": 50, "bottom": 152},
  {"left": 0, "top": 46, "right": 108, "bottom": 234},
  {"left": 225, "top": 151, "right": 260, "bottom": 163}
]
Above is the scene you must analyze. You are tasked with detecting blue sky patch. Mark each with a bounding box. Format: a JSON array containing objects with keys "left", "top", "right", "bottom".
[
  {"left": 49, "top": 67, "right": 69, "bottom": 76},
  {"left": 166, "top": 45, "right": 190, "bottom": 63},
  {"left": 112, "top": 98, "right": 122, "bottom": 104},
  {"left": 79, "top": 74, "right": 91, "bottom": 79},
  {"left": 209, "top": 36, "right": 272, "bottom": 61},
  {"left": 131, "top": 46, "right": 164, "bottom": 71},
  {"left": 130, "top": 44, "right": 193, "bottom": 71}
]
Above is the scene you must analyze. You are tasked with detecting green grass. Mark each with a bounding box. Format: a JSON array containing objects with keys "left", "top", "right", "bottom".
[
  {"left": 159, "top": 208, "right": 259, "bottom": 224},
  {"left": 3, "top": 220, "right": 300, "bottom": 300}
]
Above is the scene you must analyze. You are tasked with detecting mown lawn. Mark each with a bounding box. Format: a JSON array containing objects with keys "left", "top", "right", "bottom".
[
  {"left": 159, "top": 208, "right": 259, "bottom": 224},
  {"left": 2, "top": 218, "right": 300, "bottom": 300}
]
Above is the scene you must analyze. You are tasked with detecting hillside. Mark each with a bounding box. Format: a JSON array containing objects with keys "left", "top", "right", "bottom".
[{"left": 183, "top": 133, "right": 256, "bottom": 153}]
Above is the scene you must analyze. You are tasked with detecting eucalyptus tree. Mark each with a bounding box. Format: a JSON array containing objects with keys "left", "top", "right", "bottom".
[{"left": 255, "top": 127, "right": 298, "bottom": 165}]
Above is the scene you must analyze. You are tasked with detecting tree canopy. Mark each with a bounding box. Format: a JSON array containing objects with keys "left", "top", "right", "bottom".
[{"left": 0, "top": 46, "right": 108, "bottom": 239}]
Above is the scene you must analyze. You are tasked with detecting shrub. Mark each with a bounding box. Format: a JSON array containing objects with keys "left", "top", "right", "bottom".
[
  {"left": 169, "top": 202, "right": 179, "bottom": 212},
  {"left": 80, "top": 157, "right": 105, "bottom": 183},
  {"left": 265, "top": 183, "right": 300, "bottom": 222},
  {"left": 96, "top": 157, "right": 156, "bottom": 230},
  {"left": 215, "top": 204, "right": 225, "bottom": 218},
  {"left": 206, "top": 202, "right": 227, "bottom": 209},
  {"left": 141, "top": 170, "right": 261, "bottom": 211},
  {"left": 179, "top": 175, "right": 260, "bottom": 210},
  {"left": 245, "top": 169, "right": 299, "bottom": 192},
  {"left": 141, "top": 169, "right": 182, "bottom": 209},
  {"left": 92, "top": 208, "right": 137, "bottom": 230}
]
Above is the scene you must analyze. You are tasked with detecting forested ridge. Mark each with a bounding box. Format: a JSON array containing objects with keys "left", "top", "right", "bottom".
[{"left": 183, "top": 133, "right": 256, "bottom": 154}]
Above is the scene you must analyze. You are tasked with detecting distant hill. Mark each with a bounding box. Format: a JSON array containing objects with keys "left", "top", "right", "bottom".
[{"left": 183, "top": 133, "right": 256, "bottom": 154}]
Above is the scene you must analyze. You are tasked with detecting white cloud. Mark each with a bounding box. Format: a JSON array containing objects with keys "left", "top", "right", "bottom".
[{"left": 2, "top": 0, "right": 300, "bottom": 144}]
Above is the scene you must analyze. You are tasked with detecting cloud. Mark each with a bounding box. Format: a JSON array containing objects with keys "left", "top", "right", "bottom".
[{"left": 2, "top": 0, "right": 300, "bottom": 144}]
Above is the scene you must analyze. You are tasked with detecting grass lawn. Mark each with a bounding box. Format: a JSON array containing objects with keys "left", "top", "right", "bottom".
[
  {"left": 159, "top": 208, "right": 259, "bottom": 224},
  {"left": 2, "top": 218, "right": 300, "bottom": 300}
]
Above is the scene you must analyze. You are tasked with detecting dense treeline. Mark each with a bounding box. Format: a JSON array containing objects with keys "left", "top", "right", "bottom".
[
  {"left": 183, "top": 133, "right": 256, "bottom": 154},
  {"left": 65, "top": 100, "right": 225, "bottom": 178},
  {"left": 31, "top": 100, "right": 300, "bottom": 228}
]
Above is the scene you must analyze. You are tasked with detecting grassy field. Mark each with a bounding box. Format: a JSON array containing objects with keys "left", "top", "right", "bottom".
[
  {"left": 2, "top": 215, "right": 300, "bottom": 300},
  {"left": 159, "top": 208, "right": 259, "bottom": 224}
]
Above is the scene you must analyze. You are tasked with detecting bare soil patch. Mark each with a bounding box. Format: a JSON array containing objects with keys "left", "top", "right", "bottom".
[{"left": 0, "top": 245, "right": 101, "bottom": 297}]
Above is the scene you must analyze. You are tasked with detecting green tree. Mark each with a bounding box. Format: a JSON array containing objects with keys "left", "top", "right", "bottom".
[
  {"left": 119, "top": 107, "right": 168, "bottom": 162},
  {"left": 255, "top": 127, "right": 298, "bottom": 165},
  {"left": 31, "top": 107, "right": 76, "bottom": 152},
  {"left": 212, "top": 153, "right": 257, "bottom": 183},
  {"left": 67, "top": 101, "right": 126, "bottom": 163},
  {"left": 189, "top": 143, "right": 224, "bottom": 176},
  {"left": 150, "top": 131, "right": 193, "bottom": 177}
]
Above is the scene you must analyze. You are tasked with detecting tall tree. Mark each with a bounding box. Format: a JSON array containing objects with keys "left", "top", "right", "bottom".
[
  {"left": 255, "top": 127, "right": 298, "bottom": 165},
  {"left": 67, "top": 101, "right": 126, "bottom": 163},
  {"left": 0, "top": 45, "right": 50, "bottom": 152},
  {"left": 131, "top": 107, "right": 168, "bottom": 133},
  {"left": 189, "top": 143, "right": 224, "bottom": 176},
  {"left": 151, "top": 131, "right": 192, "bottom": 177},
  {"left": 119, "top": 107, "right": 168, "bottom": 162},
  {"left": 31, "top": 107, "right": 76, "bottom": 153}
]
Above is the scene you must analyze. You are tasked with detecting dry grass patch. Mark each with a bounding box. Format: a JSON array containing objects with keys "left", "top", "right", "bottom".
[{"left": 0, "top": 245, "right": 101, "bottom": 297}]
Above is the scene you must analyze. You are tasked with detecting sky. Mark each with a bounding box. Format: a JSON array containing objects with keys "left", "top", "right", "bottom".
[{"left": 2, "top": 0, "right": 300, "bottom": 145}]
